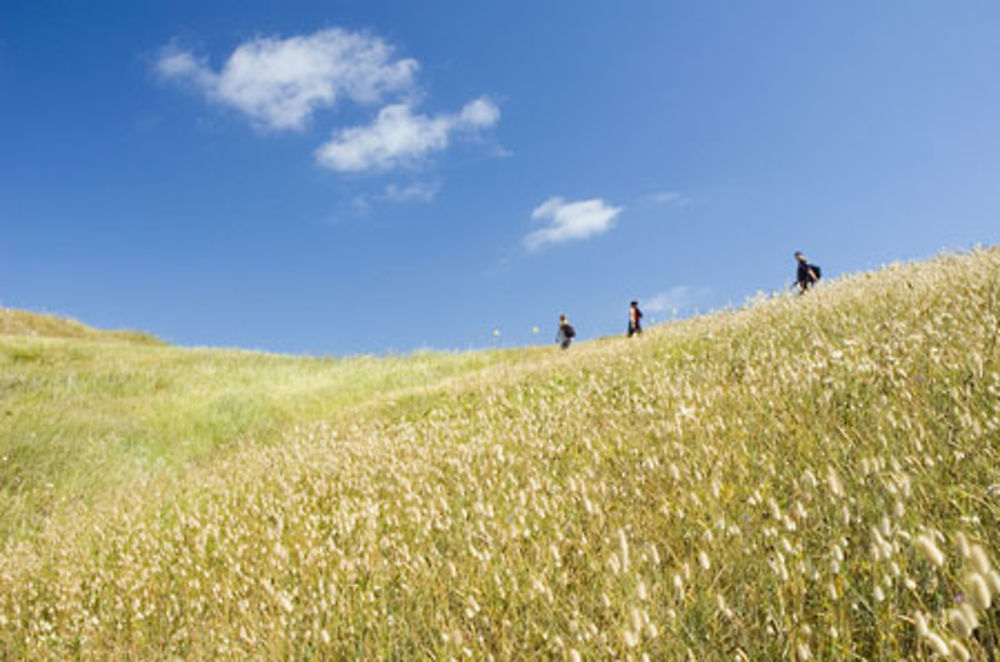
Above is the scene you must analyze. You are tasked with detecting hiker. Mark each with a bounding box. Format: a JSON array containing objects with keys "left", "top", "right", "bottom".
[
  {"left": 556, "top": 314, "right": 575, "bottom": 349},
  {"left": 628, "top": 301, "right": 643, "bottom": 337},
  {"left": 795, "top": 251, "right": 821, "bottom": 293}
]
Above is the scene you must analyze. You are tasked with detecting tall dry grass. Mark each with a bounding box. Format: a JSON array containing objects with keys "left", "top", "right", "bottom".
[{"left": 2, "top": 248, "right": 999, "bottom": 659}]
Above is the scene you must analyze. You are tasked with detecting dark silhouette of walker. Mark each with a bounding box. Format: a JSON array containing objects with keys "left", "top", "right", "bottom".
[
  {"left": 795, "top": 251, "right": 821, "bottom": 293},
  {"left": 556, "top": 314, "right": 575, "bottom": 349}
]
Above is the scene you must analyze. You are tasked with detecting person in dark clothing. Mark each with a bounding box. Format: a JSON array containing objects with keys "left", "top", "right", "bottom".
[
  {"left": 627, "top": 301, "right": 643, "bottom": 337},
  {"left": 556, "top": 314, "right": 575, "bottom": 349},
  {"left": 795, "top": 251, "right": 821, "bottom": 294}
]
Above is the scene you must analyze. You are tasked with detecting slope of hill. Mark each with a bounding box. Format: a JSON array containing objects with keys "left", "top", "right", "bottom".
[
  {"left": 0, "top": 308, "right": 163, "bottom": 344},
  {"left": 0, "top": 317, "right": 549, "bottom": 541},
  {"left": 2, "top": 248, "right": 1000, "bottom": 659}
]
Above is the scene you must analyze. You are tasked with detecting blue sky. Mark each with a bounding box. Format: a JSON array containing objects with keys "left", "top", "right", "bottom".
[{"left": 3, "top": 1, "right": 999, "bottom": 354}]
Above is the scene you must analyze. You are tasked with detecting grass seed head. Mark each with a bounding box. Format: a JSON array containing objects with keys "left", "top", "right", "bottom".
[
  {"left": 916, "top": 534, "right": 945, "bottom": 568},
  {"left": 965, "top": 573, "right": 992, "bottom": 611}
]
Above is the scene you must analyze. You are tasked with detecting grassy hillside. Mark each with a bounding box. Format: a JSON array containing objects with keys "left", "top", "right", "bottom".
[
  {"left": 2, "top": 249, "right": 1000, "bottom": 660},
  {"left": 0, "top": 308, "right": 163, "bottom": 345},
  {"left": 0, "top": 313, "right": 550, "bottom": 540}
]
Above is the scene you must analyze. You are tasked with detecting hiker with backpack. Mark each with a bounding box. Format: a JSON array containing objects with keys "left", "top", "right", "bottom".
[
  {"left": 556, "top": 314, "right": 575, "bottom": 349},
  {"left": 795, "top": 251, "right": 821, "bottom": 294},
  {"left": 628, "top": 301, "right": 643, "bottom": 337}
]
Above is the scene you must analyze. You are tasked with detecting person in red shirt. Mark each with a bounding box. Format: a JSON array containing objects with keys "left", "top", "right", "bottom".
[{"left": 628, "top": 301, "right": 643, "bottom": 337}]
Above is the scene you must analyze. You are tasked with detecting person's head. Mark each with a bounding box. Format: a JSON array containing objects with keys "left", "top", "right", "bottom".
[
  {"left": 795, "top": 251, "right": 807, "bottom": 263},
  {"left": 630, "top": 300, "right": 638, "bottom": 307},
  {"left": 559, "top": 314, "right": 567, "bottom": 323}
]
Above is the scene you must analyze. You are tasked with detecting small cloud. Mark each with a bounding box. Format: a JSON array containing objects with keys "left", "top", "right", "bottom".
[
  {"left": 382, "top": 181, "right": 440, "bottom": 202},
  {"left": 351, "top": 180, "right": 441, "bottom": 212},
  {"left": 315, "top": 96, "right": 500, "bottom": 172},
  {"left": 458, "top": 96, "right": 500, "bottom": 126},
  {"left": 643, "top": 190, "right": 690, "bottom": 206},
  {"left": 489, "top": 145, "right": 514, "bottom": 159},
  {"left": 643, "top": 285, "right": 711, "bottom": 317},
  {"left": 523, "top": 197, "right": 623, "bottom": 251},
  {"left": 484, "top": 256, "right": 513, "bottom": 279},
  {"left": 155, "top": 28, "right": 418, "bottom": 131}
]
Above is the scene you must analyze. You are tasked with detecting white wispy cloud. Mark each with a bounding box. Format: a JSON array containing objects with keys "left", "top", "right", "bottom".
[
  {"left": 645, "top": 190, "right": 686, "bottom": 205},
  {"left": 644, "top": 285, "right": 711, "bottom": 316},
  {"left": 523, "top": 197, "right": 623, "bottom": 251},
  {"left": 351, "top": 180, "right": 441, "bottom": 212},
  {"left": 315, "top": 97, "right": 500, "bottom": 172},
  {"left": 156, "top": 28, "right": 418, "bottom": 131},
  {"left": 382, "top": 181, "right": 441, "bottom": 202}
]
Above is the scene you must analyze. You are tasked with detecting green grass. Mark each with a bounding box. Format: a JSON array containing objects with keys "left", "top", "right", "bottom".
[
  {"left": 2, "top": 248, "right": 1000, "bottom": 660},
  {"left": 0, "top": 308, "right": 163, "bottom": 344},
  {"left": 0, "top": 318, "right": 551, "bottom": 540}
]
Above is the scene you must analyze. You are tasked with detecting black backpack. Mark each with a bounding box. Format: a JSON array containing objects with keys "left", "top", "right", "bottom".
[
  {"left": 811, "top": 264, "right": 822, "bottom": 280},
  {"left": 564, "top": 324, "right": 576, "bottom": 339}
]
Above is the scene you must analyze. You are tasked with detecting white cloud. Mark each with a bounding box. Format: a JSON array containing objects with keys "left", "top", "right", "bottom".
[
  {"left": 382, "top": 181, "right": 441, "bottom": 202},
  {"left": 315, "top": 97, "right": 500, "bottom": 172},
  {"left": 352, "top": 180, "right": 441, "bottom": 212},
  {"left": 523, "top": 197, "right": 623, "bottom": 251},
  {"left": 644, "top": 286, "right": 711, "bottom": 316},
  {"left": 645, "top": 190, "right": 685, "bottom": 205},
  {"left": 156, "top": 28, "right": 418, "bottom": 131}
]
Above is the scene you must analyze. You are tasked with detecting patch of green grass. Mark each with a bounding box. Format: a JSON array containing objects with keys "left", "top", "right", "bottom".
[{"left": 0, "top": 329, "right": 552, "bottom": 539}]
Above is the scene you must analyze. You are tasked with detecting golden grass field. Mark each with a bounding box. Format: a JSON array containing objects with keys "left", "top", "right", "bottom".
[{"left": 2, "top": 248, "right": 999, "bottom": 659}]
